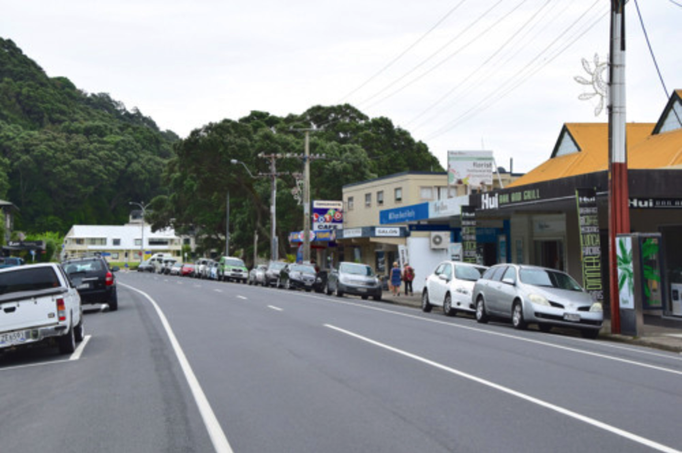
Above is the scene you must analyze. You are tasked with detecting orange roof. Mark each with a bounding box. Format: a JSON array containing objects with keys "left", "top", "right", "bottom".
[
  {"left": 629, "top": 127, "right": 682, "bottom": 169},
  {"left": 509, "top": 123, "right": 654, "bottom": 187}
]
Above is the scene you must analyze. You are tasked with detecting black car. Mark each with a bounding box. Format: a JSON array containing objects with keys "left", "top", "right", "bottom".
[
  {"left": 279, "top": 263, "right": 318, "bottom": 292},
  {"left": 63, "top": 256, "right": 120, "bottom": 311}
]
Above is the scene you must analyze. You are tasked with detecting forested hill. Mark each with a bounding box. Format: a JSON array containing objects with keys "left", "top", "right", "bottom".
[{"left": 0, "top": 37, "right": 178, "bottom": 234}]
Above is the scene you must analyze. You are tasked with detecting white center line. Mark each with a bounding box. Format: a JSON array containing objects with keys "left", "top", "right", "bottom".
[
  {"left": 268, "top": 305, "right": 283, "bottom": 311},
  {"left": 325, "top": 324, "right": 681, "bottom": 453}
]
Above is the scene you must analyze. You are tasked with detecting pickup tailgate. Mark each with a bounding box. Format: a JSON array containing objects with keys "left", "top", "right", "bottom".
[{"left": 1, "top": 291, "right": 61, "bottom": 333}]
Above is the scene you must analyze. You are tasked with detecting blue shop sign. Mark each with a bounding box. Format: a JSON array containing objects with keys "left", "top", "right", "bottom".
[{"left": 380, "top": 203, "right": 429, "bottom": 225}]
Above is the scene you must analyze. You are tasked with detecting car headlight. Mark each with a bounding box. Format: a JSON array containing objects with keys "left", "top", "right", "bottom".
[
  {"left": 589, "top": 302, "right": 603, "bottom": 313},
  {"left": 455, "top": 287, "right": 470, "bottom": 295},
  {"left": 529, "top": 294, "right": 550, "bottom": 306}
]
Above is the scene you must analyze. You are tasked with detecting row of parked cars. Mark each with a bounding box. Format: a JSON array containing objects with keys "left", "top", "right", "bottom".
[
  {"left": 421, "top": 261, "right": 603, "bottom": 338},
  {"left": 137, "top": 255, "right": 250, "bottom": 282}
]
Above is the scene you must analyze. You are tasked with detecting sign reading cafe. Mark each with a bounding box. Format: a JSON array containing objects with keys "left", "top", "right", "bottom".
[{"left": 575, "top": 188, "right": 603, "bottom": 303}]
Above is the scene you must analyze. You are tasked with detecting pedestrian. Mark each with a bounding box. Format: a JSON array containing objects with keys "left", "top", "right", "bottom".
[
  {"left": 390, "top": 261, "right": 402, "bottom": 296},
  {"left": 403, "top": 262, "right": 415, "bottom": 296}
]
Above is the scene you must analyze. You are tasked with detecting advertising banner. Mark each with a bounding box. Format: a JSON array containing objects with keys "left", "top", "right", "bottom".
[
  {"left": 575, "top": 188, "right": 603, "bottom": 303},
  {"left": 312, "top": 200, "right": 343, "bottom": 231},
  {"left": 461, "top": 206, "right": 477, "bottom": 264},
  {"left": 447, "top": 151, "right": 494, "bottom": 187}
]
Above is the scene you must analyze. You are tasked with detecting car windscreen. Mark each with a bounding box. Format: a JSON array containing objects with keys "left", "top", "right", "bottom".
[
  {"left": 339, "top": 263, "right": 373, "bottom": 276},
  {"left": 455, "top": 265, "right": 486, "bottom": 281},
  {"left": 519, "top": 268, "right": 583, "bottom": 291},
  {"left": 0, "top": 267, "right": 61, "bottom": 295},
  {"left": 225, "top": 259, "right": 245, "bottom": 267},
  {"left": 291, "top": 265, "right": 315, "bottom": 273}
]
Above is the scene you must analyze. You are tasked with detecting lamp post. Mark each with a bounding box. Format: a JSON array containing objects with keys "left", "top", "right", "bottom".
[{"left": 128, "top": 201, "right": 147, "bottom": 263}]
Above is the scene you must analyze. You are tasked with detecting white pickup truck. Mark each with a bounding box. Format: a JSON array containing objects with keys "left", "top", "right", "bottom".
[{"left": 0, "top": 263, "right": 84, "bottom": 354}]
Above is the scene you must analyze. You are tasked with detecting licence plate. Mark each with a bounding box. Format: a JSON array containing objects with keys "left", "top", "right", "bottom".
[
  {"left": 564, "top": 313, "right": 581, "bottom": 322},
  {"left": 0, "top": 330, "right": 26, "bottom": 345},
  {"left": 77, "top": 283, "right": 90, "bottom": 290},
  {"left": 356, "top": 287, "right": 367, "bottom": 292}
]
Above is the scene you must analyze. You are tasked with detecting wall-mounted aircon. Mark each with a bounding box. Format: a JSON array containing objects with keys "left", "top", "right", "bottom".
[{"left": 430, "top": 232, "right": 449, "bottom": 249}]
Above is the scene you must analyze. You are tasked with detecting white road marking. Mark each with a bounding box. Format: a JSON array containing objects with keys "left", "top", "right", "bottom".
[
  {"left": 325, "top": 324, "right": 681, "bottom": 453},
  {"left": 268, "top": 305, "right": 282, "bottom": 311},
  {"left": 214, "top": 289, "right": 223, "bottom": 293},
  {"left": 121, "top": 283, "right": 234, "bottom": 453},
  {"left": 296, "top": 293, "right": 682, "bottom": 373},
  {"left": 237, "top": 295, "right": 247, "bottom": 300},
  {"left": 70, "top": 335, "right": 92, "bottom": 360}
]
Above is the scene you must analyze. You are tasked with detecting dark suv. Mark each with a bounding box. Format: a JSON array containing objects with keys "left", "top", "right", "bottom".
[{"left": 63, "top": 256, "right": 120, "bottom": 311}]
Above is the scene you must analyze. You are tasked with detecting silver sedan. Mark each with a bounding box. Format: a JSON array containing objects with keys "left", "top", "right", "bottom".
[{"left": 472, "top": 264, "right": 603, "bottom": 338}]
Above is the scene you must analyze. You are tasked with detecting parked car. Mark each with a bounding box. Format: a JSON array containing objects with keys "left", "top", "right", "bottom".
[
  {"left": 422, "top": 261, "right": 488, "bottom": 316},
  {"left": 195, "top": 258, "right": 210, "bottom": 279},
  {"left": 248, "top": 264, "right": 268, "bottom": 286},
  {"left": 137, "top": 259, "right": 155, "bottom": 272},
  {"left": 279, "top": 263, "right": 318, "bottom": 291},
  {"left": 326, "top": 262, "right": 382, "bottom": 301},
  {"left": 0, "top": 263, "right": 83, "bottom": 354},
  {"left": 218, "top": 256, "right": 248, "bottom": 283},
  {"left": 264, "top": 261, "right": 287, "bottom": 287},
  {"left": 472, "top": 264, "right": 603, "bottom": 338},
  {"left": 181, "top": 263, "right": 196, "bottom": 277},
  {"left": 0, "top": 256, "right": 25, "bottom": 269},
  {"left": 169, "top": 262, "right": 183, "bottom": 276},
  {"left": 63, "top": 256, "right": 119, "bottom": 311},
  {"left": 160, "top": 258, "right": 177, "bottom": 275}
]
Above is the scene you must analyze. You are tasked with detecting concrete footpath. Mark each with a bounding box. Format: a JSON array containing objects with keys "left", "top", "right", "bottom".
[{"left": 380, "top": 292, "right": 682, "bottom": 354}]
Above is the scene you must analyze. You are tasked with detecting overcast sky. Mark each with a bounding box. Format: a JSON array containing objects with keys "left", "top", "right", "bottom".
[{"left": 3, "top": 0, "right": 681, "bottom": 173}]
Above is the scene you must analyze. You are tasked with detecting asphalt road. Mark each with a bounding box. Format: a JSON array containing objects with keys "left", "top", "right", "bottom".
[{"left": 2, "top": 271, "right": 681, "bottom": 453}]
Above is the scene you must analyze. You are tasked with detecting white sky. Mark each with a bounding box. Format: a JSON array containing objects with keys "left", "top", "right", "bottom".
[{"left": 2, "top": 0, "right": 681, "bottom": 173}]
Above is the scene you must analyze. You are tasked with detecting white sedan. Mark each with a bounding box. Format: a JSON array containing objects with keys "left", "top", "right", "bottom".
[{"left": 421, "top": 261, "right": 488, "bottom": 316}]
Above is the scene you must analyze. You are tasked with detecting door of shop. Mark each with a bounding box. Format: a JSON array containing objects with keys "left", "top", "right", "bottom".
[{"left": 534, "top": 240, "right": 564, "bottom": 271}]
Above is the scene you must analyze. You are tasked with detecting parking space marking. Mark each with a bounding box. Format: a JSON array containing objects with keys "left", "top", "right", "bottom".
[
  {"left": 325, "top": 324, "right": 681, "bottom": 453},
  {"left": 70, "top": 335, "right": 92, "bottom": 360},
  {"left": 0, "top": 335, "right": 92, "bottom": 372},
  {"left": 268, "top": 305, "right": 282, "bottom": 311}
]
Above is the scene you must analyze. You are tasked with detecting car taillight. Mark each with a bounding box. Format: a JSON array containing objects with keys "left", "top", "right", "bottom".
[
  {"left": 105, "top": 271, "right": 114, "bottom": 286},
  {"left": 57, "top": 298, "right": 66, "bottom": 321}
]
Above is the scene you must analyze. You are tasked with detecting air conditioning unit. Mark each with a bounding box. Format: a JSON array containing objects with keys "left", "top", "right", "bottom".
[{"left": 430, "top": 232, "right": 449, "bottom": 249}]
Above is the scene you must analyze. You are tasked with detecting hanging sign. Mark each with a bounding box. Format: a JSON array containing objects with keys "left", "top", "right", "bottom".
[
  {"left": 461, "top": 206, "right": 477, "bottom": 264},
  {"left": 575, "top": 188, "right": 604, "bottom": 303}
]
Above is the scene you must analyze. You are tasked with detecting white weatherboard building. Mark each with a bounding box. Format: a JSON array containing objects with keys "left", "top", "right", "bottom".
[{"left": 62, "top": 221, "right": 189, "bottom": 264}]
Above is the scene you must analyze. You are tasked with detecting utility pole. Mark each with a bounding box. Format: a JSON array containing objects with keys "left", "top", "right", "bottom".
[
  {"left": 607, "top": 0, "right": 629, "bottom": 334},
  {"left": 128, "top": 201, "right": 147, "bottom": 263},
  {"left": 303, "top": 130, "right": 311, "bottom": 262}
]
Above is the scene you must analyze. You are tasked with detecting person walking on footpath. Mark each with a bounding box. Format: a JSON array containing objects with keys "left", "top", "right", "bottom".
[
  {"left": 390, "top": 261, "right": 402, "bottom": 296},
  {"left": 403, "top": 262, "right": 415, "bottom": 296}
]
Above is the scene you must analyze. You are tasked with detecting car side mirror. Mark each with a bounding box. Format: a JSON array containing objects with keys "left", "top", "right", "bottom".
[{"left": 438, "top": 274, "right": 450, "bottom": 282}]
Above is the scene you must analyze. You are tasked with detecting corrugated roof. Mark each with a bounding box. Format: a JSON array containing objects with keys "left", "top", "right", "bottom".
[{"left": 509, "top": 123, "right": 654, "bottom": 187}]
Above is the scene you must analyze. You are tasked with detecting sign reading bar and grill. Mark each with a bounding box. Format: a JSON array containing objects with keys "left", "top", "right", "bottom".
[
  {"left": 575, "top": 188, "right": 603, "bottom": 303},
  {"left": 461, "top": 206, "right": 477, "bottom": 264}
]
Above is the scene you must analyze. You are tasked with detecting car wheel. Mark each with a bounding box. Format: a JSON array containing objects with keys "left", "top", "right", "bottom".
[
  {"left": 512, "top": 301, "right": 527, "bottom": 330},
  {"left": 108, "top": 290, "right": 119, "bottom": 312},
  {"left": 443, "top": 293, "right": 455, "bottom": 317},
  {"left": 57, "top": 326, "right": 76, "bottom": 354},
  {"left": 335, "top": 286, "right": 344, "bottom": 297},
  {"left": 325, "top": 284, "right": 332, "bottom": 296},
  {"left": 373, "top": 294, "right": 382, "bottom": 301},
  {"left": 538, "top": 323, "right": 552, "bottom": 333},
  {"left": 421, "top": 290, "right": 432, "bottom": 313},
  {"left": 475, "top": 297, "right": 489, "bottom": 324},
  {"left": 361, "top": 295, "right": 368, "bottom": 300},
  {"left": 581, "top": 329, "right": 600, "bottom": 339},
  {"left": 74, "top": 319, "right": 85, "bottom": 342}
]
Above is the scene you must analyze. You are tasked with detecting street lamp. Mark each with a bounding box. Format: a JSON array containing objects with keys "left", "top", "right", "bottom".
[{"left": 129, "top": 201, "right": 147, "bottom": 263}]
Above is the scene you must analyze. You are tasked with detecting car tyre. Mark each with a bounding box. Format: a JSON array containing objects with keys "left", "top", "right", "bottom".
[
  {"left": 108, "top": 290, "right": 119, "bottom": 312},
  {"left": 373, "top": 294, "right": 382, "bottom": 301},
  {"left": 512, "top": 301, "right": 527, "bottom": 330},
  {"left": 361, "top": 295, "right": 368, "bottom": 300},
  {"left": 74, "top": 319, "right": 85, "bottom": 342},
  {"left": 475, "top": 297, "right": 489, "bottom": 324},
  {"left": 57, "top": 326, "right": 76, "bottom": 354},
  {"left": 325, "top": 284, "right": 332, "bottom": 296},
  {"left": 421, "top": 290, "right": 432, "bottom": 313},
  {"left": 443, "top": 293, "right": 455, "bottom": 317},
  {"left": 581, "top": 329, "right": 600, "bottom": 339},
  {"left": 335, "top": 286, "right": 344, "bottom": 297}
]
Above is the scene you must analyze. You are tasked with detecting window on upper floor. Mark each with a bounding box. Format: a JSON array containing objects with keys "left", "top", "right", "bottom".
[
  {"left": 348, "top": 197, "right": 354, "bottom": 211},
  {"left": 87, "top": 238, "right": 106, "bottom": 245},
  {"left": 377, "top": 191, "right": 384, "bottom": 206},
  {"left": 113, "top": 238, "right": 121, "bottom": 246},
  {"left": 365, "top": 193, "right": 371, "bottom": 208},
  {"left": 394, "top": 187, "right": 403, "bottom": 203},
  {"left": 420, "top": 187, "right": 433, "bottom": 201}
]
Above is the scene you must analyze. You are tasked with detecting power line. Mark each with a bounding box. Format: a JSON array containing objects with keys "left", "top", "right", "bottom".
[{"left": 338, "top": 0, "right": 468, "bottom": 103}]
